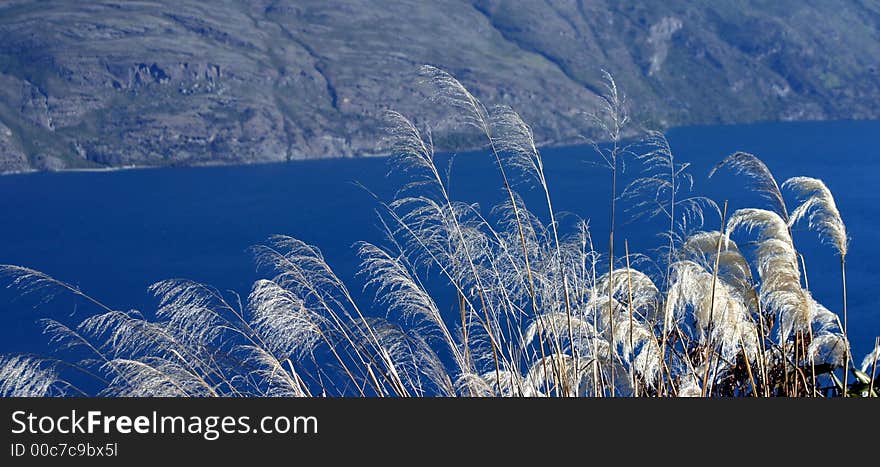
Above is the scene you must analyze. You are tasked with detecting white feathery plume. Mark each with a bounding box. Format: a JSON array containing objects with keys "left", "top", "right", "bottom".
[
  {"left": 523, "top": 312, "right": 594, "bottom": 346},
  {"left": 474, "top": 369, "right": 523, "bottom": 397},
  {"left": 667, "top": 260, "right": 759, "bottom": 361},
  {"left": 0, "top": 355, "right": 62, "bottom": 397},
  {"left": 249, "top": 353, "right": 307, "bottom": 397},
  {"left": 358, "top": 243, "right": 444, "bottom": 328},
  {"left": 783, "top": 176, "right": 851, "bottom": 388},
  {"left": 783, "top": 177, "right": 848, "bottom": 256},
  {"left": 806, "top": 302, "right": 848, "bottom": 368},
  {"left": 524, "top": 353, "right": 602, "bottom": 397},
  {"left": 150, "top": 280, "right": 228, "bottom": 350},
  {"left": 489, "top": 105, "right": 547, "bottom": 187},
  {"left": 358, "top": 319, "right": 454, "bottom": 397},
  {"left": 524, "top": 312, "right": 604, "bottom": 354},
  {"left": 383, "top": 110, "right": 435, "bottom": 173},
  {"left": 681, "top": 231, "right": 754, "bottom": 296},
  {"left": 624, "top": 131, "right": 720, "bottom": 241},
  {"left": 860, "top": 343, "right": 880, "bottom": 374},
  {"left": 677, "top": 375, "right": 703, "bottom": 397},
  {"left": 100, "top": 358, "right": 215, "bottom": 397},
  {"left": 710, "top": 152, "right": 788, "bottom": 221},
  {"left": 456, "top": 370, "right": 528, "bottom": 397},
  {"left": 78, "top": 310, "right": 172, "bottom": 359},
  {"left": 248, "top": 279, "right": 325, "bottom": 359},
  {"left": 597, "top": 268, "right": 660, "bottom": 319},
  {"left": 726, "top": 208, "right": 809, "bottom": 343},
  {"left": 581, "top": 293, "right": 663, "bottom": 385},
  {"left": 455, "top": 372, "right": 494, "bottom": 397},
  {"left": 418, "top": 65, "right": 489, "bottom": 133}
]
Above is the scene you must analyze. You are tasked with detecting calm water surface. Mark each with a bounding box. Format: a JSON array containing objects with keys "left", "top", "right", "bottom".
[{"left": 1, "top": 120, "right": 879, "bottom": 362}]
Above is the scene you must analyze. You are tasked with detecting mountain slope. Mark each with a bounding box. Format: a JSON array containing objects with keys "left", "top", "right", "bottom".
[{"left": 1, "top": 0, "right": 878, "bottom": 172}]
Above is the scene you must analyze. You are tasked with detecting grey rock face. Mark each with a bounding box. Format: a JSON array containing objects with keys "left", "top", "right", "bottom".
[
  {"left": 1, "top": 0, "right": 878, "bottom": 171},
  {"left": 0, "top": 121, "right": 28, "bottom": 174}
]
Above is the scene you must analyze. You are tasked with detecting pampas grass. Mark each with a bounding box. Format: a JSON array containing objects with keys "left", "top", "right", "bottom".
[
  {"left": 783, "top": 176, "right": 852, "bottom": 392},
  {"left": 1, "top": 67, "right": 876, "bottom": 397}
]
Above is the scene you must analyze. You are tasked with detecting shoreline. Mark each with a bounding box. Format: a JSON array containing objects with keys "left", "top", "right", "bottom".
[
  {"left": 4, "top": 118, "right": 879, "bottom": 177},
  {"left": 1, "top": 164, "right": 146, "bottom": 177}
]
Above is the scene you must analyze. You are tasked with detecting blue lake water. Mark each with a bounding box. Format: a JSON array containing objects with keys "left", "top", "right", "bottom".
[{"left": 1, "top": 119, "right": 879, "bottom": 364}]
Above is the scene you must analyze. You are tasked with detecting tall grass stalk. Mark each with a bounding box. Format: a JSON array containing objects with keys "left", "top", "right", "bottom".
[
  {"left": 590, "top": 71, "right": 629, "bottom": 396},
  {"left": 701, "top": 200, "right": 727, "bottom": 397},
  {"left": 870, "top": 337, "right": 878, "bottom": 396}
]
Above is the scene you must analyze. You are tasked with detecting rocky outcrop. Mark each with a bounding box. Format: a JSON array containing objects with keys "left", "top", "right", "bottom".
[{"left": 0, "top": 121, "right": 28, "bottom": 174}]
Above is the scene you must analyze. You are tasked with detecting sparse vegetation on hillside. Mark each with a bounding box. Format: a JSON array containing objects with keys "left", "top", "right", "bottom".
[{"left": 3, "top": 1, "right": 880, "bottom": 173}]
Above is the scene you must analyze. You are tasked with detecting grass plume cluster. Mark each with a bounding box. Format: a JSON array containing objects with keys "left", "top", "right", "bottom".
[{"left": 1, "top": 67, "right": 878, "bottom": 397}]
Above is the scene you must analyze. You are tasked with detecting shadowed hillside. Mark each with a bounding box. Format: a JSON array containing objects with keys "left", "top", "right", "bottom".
[{"left": 1, "top": 0, "right": 879, "bottom": 172}]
